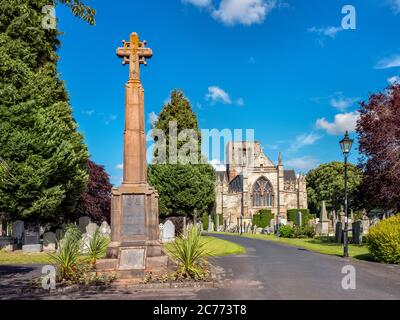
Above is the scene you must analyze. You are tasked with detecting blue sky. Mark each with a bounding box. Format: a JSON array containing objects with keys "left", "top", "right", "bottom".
[{"left": 56, "top": 0, "right": 400, "bottom": 185}]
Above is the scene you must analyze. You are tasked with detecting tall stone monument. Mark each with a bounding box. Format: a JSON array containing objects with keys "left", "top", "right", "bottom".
[
  {"left": 316, "top": 201, "right": 330, "bottom": 236},
  {"left": 100, "top": 32, "right": 164, "bottom": 277}
]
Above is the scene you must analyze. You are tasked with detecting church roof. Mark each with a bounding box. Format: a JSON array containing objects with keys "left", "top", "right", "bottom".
[{"left": 284, "top": 170, "right": 297, "bottom": 182}]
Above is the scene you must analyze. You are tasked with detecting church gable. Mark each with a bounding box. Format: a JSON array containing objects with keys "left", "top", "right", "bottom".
[{"left": 252, "top": 142, "right": 275, "bottom": 168}]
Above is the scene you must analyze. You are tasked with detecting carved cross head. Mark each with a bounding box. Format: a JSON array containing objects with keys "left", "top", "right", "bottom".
[{"left": 116, "top": 32, "right": 152, "bottom": 80}]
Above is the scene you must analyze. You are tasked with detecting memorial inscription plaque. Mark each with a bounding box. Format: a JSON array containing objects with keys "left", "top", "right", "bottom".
[{"left": 122, "top": 195, "right": 145, "bottom": 236}]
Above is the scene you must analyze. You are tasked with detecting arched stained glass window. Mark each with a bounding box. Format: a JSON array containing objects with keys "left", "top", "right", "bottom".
[{"left": 252, "top": 177, "right": 273, "bottom": 207}]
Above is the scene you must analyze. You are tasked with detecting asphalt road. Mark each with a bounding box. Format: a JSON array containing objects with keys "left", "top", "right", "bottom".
[
  {"left": 197, "top": 234, "right": 400, "bottom": 300},
  {"left": 1, "top": 234, "right": 400, "bottom": 300}
]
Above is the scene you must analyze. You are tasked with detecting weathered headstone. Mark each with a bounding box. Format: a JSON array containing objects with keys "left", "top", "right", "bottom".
[
  {"left": 86, "top": 222, "right": 98, "bottom": 236},
  {"left": 43, "top": 232, "right": 56, "bottom": 251},
  {"left": 352, "top": 220, "right": 363, "bottom": 245},
  {"left": 22, "top": 224, "right": 41, "bottom": 252},
  {"left": 208, "top": 215, "right": 213, "bottom": 232},
  {"left": 296, "top": 211, "right": 302, "bottom": 227},
  {"left": 335, "top": 221, "right": 343, "bottom": 244},
  {"left": 162, "top": 220, "right": 175, "bottom": 243},
  {"left": 78, "top": 216, "right": 91, "bottom": 234},
  {"left": 12, "top": 220, "right": 24, "bottom": 243},
  {"left": 100, "top": 221, "right": 111, "bottom": 238}
]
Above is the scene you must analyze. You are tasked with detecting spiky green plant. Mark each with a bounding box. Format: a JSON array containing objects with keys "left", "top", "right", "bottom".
[
  {"left": 166, "top": 226, "right": 212, "bottom": 279},
  {"left": 49, "top": 224, "right": 82, "bottom": 281},
  {"left": 83, "top": 227, "right": 110, "bottom": 266}
]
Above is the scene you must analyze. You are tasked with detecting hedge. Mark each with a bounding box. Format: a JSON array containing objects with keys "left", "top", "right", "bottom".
[
  {"left": 202, "top": 214, "right": 223, "bottom": 230},
  {"left": 287, "top": 209, "right": 311, "bottom": 226},
  {"left": 367, "top": 214, "right": 400, "bottom": 264},
  {"left": 252, "top": 209, "right": 274, "bottom": 228}
]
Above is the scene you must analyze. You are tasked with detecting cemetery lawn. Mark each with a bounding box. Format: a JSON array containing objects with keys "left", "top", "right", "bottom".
[
  {"left": 212, "top": 233, "right": 370, "bottom": 260},
  {"left": 164, "top": 236, "right": 246, "bottom": 257},
  {"left": 0, "top": 250, "right": 52, "bottom": 265}
]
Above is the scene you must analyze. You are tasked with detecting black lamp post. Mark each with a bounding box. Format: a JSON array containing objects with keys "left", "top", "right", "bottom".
[{"left": 339, "top": 131, "right": 354, "bottom": 258}]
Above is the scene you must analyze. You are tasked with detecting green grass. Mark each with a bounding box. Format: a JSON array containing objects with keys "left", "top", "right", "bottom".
[
  {"left": 211, "top": 232, "right": 371, "bottom": 260},
  {"left": 0, "top": 250, "right": 52, "bottom": 265},
  {"left": 164, "top": 236, "right": 246, "bottom": 257}
]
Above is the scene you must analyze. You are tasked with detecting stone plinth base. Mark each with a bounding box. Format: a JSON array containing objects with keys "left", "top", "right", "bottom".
[
  {"left": 22, "top": 244, "right": 42, "bottom": 253},
  {"left": 315, "top": 221, "right": 330, "bottom": 236},
  {"left": 97, "top": 182, "right": 168, "bottom": 279}
]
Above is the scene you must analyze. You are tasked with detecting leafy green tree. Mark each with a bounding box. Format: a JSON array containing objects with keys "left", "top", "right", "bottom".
[
  {"left": 0, "top": 0, "right": 94, "bottom": 222},
  {"left": 306, "top": 162, "right": 363, "bottom": 216},
  {"left": 148, "top": 90, "right": 215, "bottom": 218},
  {"left": 148, "top": 164, "right": 215, "bottom": 218}
]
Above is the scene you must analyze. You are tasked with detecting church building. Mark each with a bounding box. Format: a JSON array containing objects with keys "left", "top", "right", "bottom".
[{"left": 215, "top": 142, "right": 307, "bottom": 226}]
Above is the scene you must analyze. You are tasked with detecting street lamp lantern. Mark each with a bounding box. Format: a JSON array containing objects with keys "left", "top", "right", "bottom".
[
  {"left": 339, "top": 131, "right": 354, "bottom": 258},
  {"left": 339, "top": 131, "right": 354, "bottom": 156}
]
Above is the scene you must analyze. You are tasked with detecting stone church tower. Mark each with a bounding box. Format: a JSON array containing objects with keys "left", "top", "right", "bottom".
[{"left": 215, "top": 142, "right": 307, "bottom": 226}]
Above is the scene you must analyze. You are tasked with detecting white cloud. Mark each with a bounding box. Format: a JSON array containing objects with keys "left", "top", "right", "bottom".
[
  {"left": 375, "top": 54, "right": 400, "bottom": 69},
  {"left": 212, "top": 0, "right": 276, "bottom": 26},
  {"left": 286, "top": 156, "right": 319, "bottom": 172},
  {"left": 206, "top": 86, "right": 232, "bottom": 104},
  {"left": 147, "top": 111, "right": 158, "bottom": 126},
  {"left": 182, "top": 0, "right": 212, "bottom": 7},
  {"left": 388, "top": 0, "right": 400, "bottom": 14},
  {"left": 388, "top": 75, "right": 400, "bottom": 85},
  {"left": 116, "top": 163, "right": 123, "bottom": 170},
  {"left": 316, "top": 112, "right": 359, "bottom": 135},
  {"left": 330, "top": 95, "right": 359, "bottom": 111},
  {"left": 308, "top": 26, "right": 342, "bottom": 38},
  {"left": 289, "top": 132, "right": 322, "bottom": 152},
  {"left": 209, "top": 159, "right": 226, "bottom": 171}
]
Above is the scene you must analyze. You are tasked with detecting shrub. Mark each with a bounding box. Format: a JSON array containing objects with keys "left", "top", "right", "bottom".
[
  {"left": 202, "top": 214, "right": 209, "bottom": 231},
  {"left": 287, "top": 209, "right": 311, "bottom": 226},
  {"left": 292, "top": 225, "right": 316, "bottom": 239},
  {"left": 166, "top": 226, "right": 211, "bottom": 279},
  {"left": 279, "top": 225, "right": 294, "bottom": 238},
  {"left": 253, "top": 210, "right": 274, "bottom": 228},
  {"left": 83, "top": 227, "right": 110, "bottom": 266},
  {"left": 367, "top": 214, "right": 400, "bottom": 264},
  {"left": 49, "top": 224, "right": 82, "bottom": 281}
]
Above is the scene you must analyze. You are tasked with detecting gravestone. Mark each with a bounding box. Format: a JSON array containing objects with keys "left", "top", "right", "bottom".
[
  {"left": 208, "top": 215, "right": 213, "bottom": 232},
  {"left": 335, "top": 221, "right": 343, "bottom": 244},
  {"left": 78, "top": 216, "right": 91, "bottom": 234},
  {"left": 22, "top": 224, "right": 41, "bottom": 252},
  {"left": 100, "top": 221, "right": 111, "bottom": 238},
  {"left": 162, "top": 220, "right": 175, "bottom": 243},
  {"left": 352, "top": 220, "right": 363, "bottom": 245},
  {"left": 296, "top": 211, "right": 302, "bottom": 227},
  {"left": 43, "top": 232, "right": 56, "bottom": 251},
  {"left": 12, "top": 220, "right": 24, "bottom": 244},
  {"left": 86, "top": 223, "right": 98, "bottom": 237}
]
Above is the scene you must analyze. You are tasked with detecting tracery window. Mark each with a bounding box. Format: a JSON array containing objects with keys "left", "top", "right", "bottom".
[{"left": 252, "top": 177, "right": 273, "bottom": 207}]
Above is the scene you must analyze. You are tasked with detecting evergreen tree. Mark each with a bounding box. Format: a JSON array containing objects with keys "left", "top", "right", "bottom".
[
  {"left": 0, "top": 0, "right": 94, "bottom": 223},
  {"left": 148, "top": 90, "right": 215, "bottom": 218}
]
